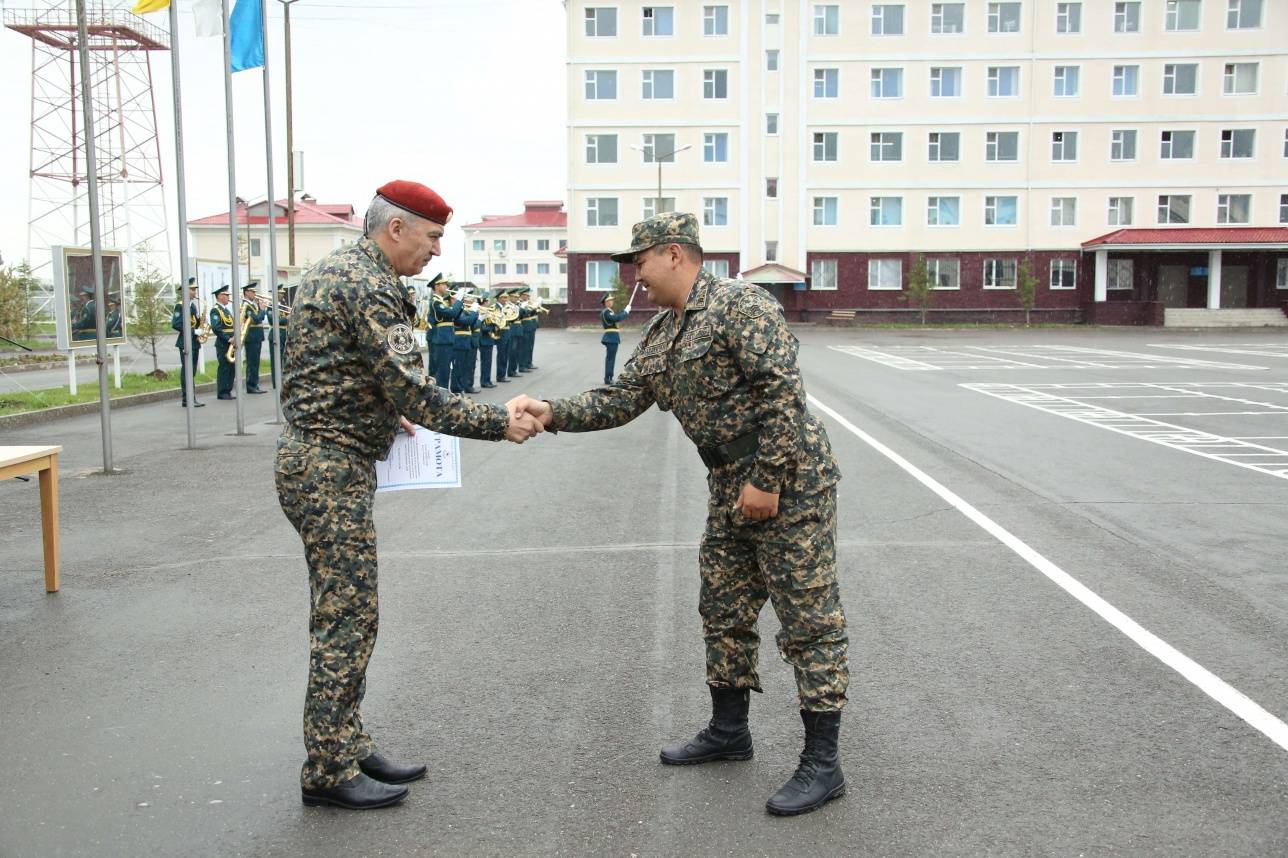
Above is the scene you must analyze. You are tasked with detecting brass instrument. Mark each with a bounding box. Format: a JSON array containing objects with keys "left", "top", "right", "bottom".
[
  {"left": 193, "top": 303, "right": 212, "bottom": 344},
  {"left": 226, "top": 301, "right": 252, "bottom": 362}
]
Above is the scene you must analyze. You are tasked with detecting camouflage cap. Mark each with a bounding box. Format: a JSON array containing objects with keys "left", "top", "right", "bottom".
[{"left": 609, "top": 212, "right": 701, "bottom": 264}]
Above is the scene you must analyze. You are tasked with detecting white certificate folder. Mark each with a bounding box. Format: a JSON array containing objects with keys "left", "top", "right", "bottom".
[{"left": 376, "top": 426, "right": 462, "bottom": 492}]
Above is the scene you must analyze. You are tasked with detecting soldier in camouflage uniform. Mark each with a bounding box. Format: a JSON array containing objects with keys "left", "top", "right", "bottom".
[
  {"left": 513, "top": 212, "right": 850, "bottom": 817},
  {"left": 275, "top": 179, "right": 541, "bottom": 811}
]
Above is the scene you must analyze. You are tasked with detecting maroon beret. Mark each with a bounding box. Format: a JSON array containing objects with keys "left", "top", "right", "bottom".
[{"left": 375, "top": 180, "right": 453, "bottom": 226}]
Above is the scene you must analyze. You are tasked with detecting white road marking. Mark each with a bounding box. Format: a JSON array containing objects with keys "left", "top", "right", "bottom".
[
  {"left": 829, "top": 344, "right": 1266, "bottom": 371},
  {"left": 808, "top": 393, "right": 1288, "bottom": 754},
  {"left": 1150, "top": 343, "right": 1288, "bottom": 360}
]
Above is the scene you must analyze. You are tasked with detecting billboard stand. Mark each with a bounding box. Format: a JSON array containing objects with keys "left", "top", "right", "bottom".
[
  {"left": 67, "top": 353, "right": 77, "bottom": 396},
  {"left": 113, "top": 345, "right": 122, "bottom": 389}
]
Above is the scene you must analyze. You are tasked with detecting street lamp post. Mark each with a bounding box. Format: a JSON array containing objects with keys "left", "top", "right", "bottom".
[{"left": 629, "top": 143, "right": 692, "bottom": 210}]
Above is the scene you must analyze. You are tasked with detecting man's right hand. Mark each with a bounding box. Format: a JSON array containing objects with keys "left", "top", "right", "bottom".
[
  {"left": 504, "top": 411, "right": 543, "bottom": 444},
  {"left": 506, "top": 394, "right": 553, "bottom": 429}
]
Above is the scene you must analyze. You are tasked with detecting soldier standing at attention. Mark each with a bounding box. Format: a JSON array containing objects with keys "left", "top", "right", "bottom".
[
  {"left": 170, "top": 278, "right": 205, "bottom": 407},
  {"left": 450, "top": 292, "right": 479, "bottom": 394},
  {"left": 511, "top": 213, "right": 849, "bottom": 817},
  {"left": 599, "top": 292, "right": 631, "bottom": 385},
  {"left": 478, "top": 295, "right": 499, "bottom": 389},
  {"left": 428, "top": 276, "right": 461, "bottom": 388},
  {"left": 241, "top": 282, "right": 268, "bottom": 394},
  {"left": 274, "top": 180, "right": 542, "bottom": 811},
  {"left": 209, "top": 285, "right": 236, "bottom": 400},
  {"left": 494, "top": 290, "right": 512, "bottom": 384}
]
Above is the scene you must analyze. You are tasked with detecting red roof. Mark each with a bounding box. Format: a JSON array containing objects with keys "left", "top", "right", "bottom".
[
  {"left": 462, "top": 200, "right": 567, "bottom": 230},
  {"left": 189, "top": 198, "right": 361, "bottom": 229},
  {"left": 1082, "top": 227, "right": 1288, "bottom": 249}
]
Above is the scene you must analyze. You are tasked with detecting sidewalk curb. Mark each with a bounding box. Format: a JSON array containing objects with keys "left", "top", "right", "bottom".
[{"left": 0, "top": 382, "right": 218, "bottom": 430}]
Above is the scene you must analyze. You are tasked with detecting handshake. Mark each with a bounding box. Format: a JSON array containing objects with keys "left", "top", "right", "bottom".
[{"left": 502, "top": 394, "right": 553, "bottom": 444}]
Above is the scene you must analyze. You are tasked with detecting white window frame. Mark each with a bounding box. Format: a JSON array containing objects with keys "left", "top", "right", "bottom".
[
  {"left": 1157, "top": 194, "right": 1192, "bottom": 224},
  {"left": 494, "top": 263, "right": 506, "bottom": 275},
  {"left": 1160, "top": 129, "right": 1196, "bottom": 160},
  {"left": 930, "top": 66, "right": 962, "bottom": 98},
  {"left": 1112, "top": 65, "right": 1139, "bottom": 97},
  {"left": 870, "top": 67, "right": 903, "bottom": 99},
  {"left": 586, "top": 197, "right": 619, "bottom": 227},
  {"left": 537, "top": 239, "right": 550, "bottom": 251},
  {"left": 702, "top": 196, "right": 729, "bottom": 227},
  {"left": 1165, "top": 0, "right": 1202, "bottom": 31},
  {"left": 585, "top": 133, "right": 618, "bottom": 164},
  {"left": 986, "top": 130, "right": 1020, "bottom": 162},
  {"left": 584, "top": 69, "right": 617, "bottom": 100},
  {"left": 927, "top": 195, "right": 961, "bottom": 226},
  {"left": 868, "top": 258, "right": 903, "bottom": 290},
  {"left": 706, "top": 259, "right": 731, "bottom": 278},
  {"left": 813, "top": 196, "right": 839, "bottom": 226},
  {"left": 702, "top": 4, "right": 729, "bottom": 36},
  {"left": 1162, "top": 63, "right": 1198, "bottom": 96},
  {"left": 1108, "top": 196, "right": 1135, "bottom": 226},
  {"left": 515, "top": 239, "right": 528, "bottom": 251},
  {"left": 811, "top": 258, "right": 838, "bottom": 290},
  {"left": 983, "top": 258, "right": 1018, "bottom": 290},
  {"left": 471, "top": 263, "right": 485, "bottom": 276},
  {"left": 1051, "top": 130, "right": 1079, "bottom": 162},
  {"left": 1227, "top": 0, "right": 1263, "bottom": 29},
  {"left": 641, "top": 69, "right": 675, "bottom": 100},
  {"left": 1111, "top": 129, "right": 1138, "bottom": 161},
  {"left": 1280, "top": 193, "right": 1288, "bottom": 224},
  {"left": 1050, "top": 259, "right": 1077, "bottom": 290},
  {"left": 471, "top": 239, "right": 484, "bottom": 252},
  {"left": 766, "top": 178, "right": 779, "bottom": 198},
  {"left": 1114, "top": 1, "right": 1141, "bottom": 32},
  {"left": 703, "top": 132, "right": 729, "bottom": 163},
  {"left": 493, "top": 239, "right": 506, "bottom": 252},
  {"left": 585, "top": 260, "right": 619, "bottom": 292},
  {"left": 515, "top": 263, "right": 529, "bottom": 275},
  {"left": 766, "top": 50, "right": 779, "bottom": 72},
  {"left": 766, "top": 113, "right": 779, "bottom": 135},
  {"left": 1223, "top": 62, "right": 1259, "bottom": 95},
  {"left": 536, "top": 263, "right": 550, "bottom": 275},
  {"left": 765, "top": 241, "right": 778, "bottom": 262},
  {"left": 641, "top": 6, "right": 675, "bottom": 37},
  {"left": 931, "top": 3, "right": 965, "bottom": 33},
  {"left": 928, "top": 258, "right": 961, "bottom": 290},
  {"left": 813, "top": 131, "right": 839, "bottom": 162},
  {"left": 928, "top": 131, "right": 960, "bottom": 162},
  {"left": 584, "top": 6, "right": 617, "bottom": 37},
  {"left": 1055, "top": 2, "right": 1082, "bottom": 33},
  {"left": 1277, "top": 258, "right": 1288, "bottom": 289},
  {"left": 984, "top": 195, "right": 1019, "bottom": 226},
  {"left": 642, "top": 196, "right": 676, "bottom": 219},
  {"left": 988, "top": 66, "right": 1020, "bottom": 98},
  {"left": 987, "top": 2, "right": 1022, "bottom": 33},
  {"left": 703, "top": 69, "right": 729, "bottom": 99},
  {"left": 869, "top": 196, "right": 903, "bottom": 227},
  {"left": 871, "top": 4, "right": 905, "bottom": 35},
  {"left": 1220, "top": 128, "right": 1255, "bottom": 159},
  {"left": 870, "top": 131, "right": 903, "bottom": 162},
  {"left": 641, "top": 133, "right": 677, "bottom": 164},
  {"left": 1053, "top": 65, "right": 1080, "bottom": 98},
  {"left": 814, "top": 67, "right": 839, "bottom": 98},
  {"left": 1050, "top": 196, "right": 1078, "bottom": 227},
  {"left": 1216, "top": 193, "right": 1252, "bottom": 224},
  {"left": 813, "top": 4, "right": 839, "bottom": 35}
]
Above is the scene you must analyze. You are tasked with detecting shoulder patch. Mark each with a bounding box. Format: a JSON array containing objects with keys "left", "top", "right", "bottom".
[
  {"left": 386, "top": 323, "right": 415, "bottom": 355},
  {"left": 732, "top": 291, "right": 769, "bottom": 319}
]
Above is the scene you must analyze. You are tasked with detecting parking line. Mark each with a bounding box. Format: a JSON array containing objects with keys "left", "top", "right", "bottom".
[{"left": 808, "top": 393, "right": 1288, "bottom": 754}]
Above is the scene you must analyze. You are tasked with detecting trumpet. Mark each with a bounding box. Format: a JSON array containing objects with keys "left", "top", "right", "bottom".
[{"left": 193, "top": 303, "right": 212, "bottom": 344}]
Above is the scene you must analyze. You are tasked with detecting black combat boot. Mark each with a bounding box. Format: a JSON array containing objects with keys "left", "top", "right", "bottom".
[
  {"left": 659, "top": 686, "right": 753, "bottom": 765},
  {"left": 765, "top": 709, "right": 845, "bottom": 816},
  {"left": 358, "top": 752, "right": 427, "bottom": 784},
  {"left": 301, "top": 772, "right": 408, "bottom": 810}
]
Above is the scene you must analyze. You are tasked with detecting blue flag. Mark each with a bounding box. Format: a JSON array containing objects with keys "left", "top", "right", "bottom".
[{"left": 230, "top": 0, "right": 264, "bottom": 72}]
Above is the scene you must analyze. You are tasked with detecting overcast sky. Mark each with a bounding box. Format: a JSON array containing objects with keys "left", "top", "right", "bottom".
[{"left": 0, "top": 0, "right": 567, "bottom": 279}]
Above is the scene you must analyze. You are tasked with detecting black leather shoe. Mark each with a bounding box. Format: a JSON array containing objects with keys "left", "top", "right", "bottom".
[
  {"left": 358, "top": 752, "right": 428, "bottom": 784},
  {"left": 765, "top": 710, "right": 845, "bottom": 816},
  {"left": 179, "top": 401, "right": 207, "bottom": 408},
  {"left": 301, "top": 772, "right": 409, "bottom": 809},
  {"left": 247, "top": 388, "right": 268, "bottom": 394},
  {"left": 481, "top": 382, "right": 496, "bottom": 388},
  {"left": 217, "top": 393, "right": 233, "bottom": 400},
  {"left": 526, "top": 365, "right": 539, "bottom": 370},
  {"left": 660, "top": 686, "right": 753, "bottom": 765},
  {"left": 497, "top": 378, "right": 511, "bottom": 383}
]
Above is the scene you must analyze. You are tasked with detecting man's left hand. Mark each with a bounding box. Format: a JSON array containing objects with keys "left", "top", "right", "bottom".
[
  {"left": 398, "top": 416, "right": 417, "bottom": 437},
  {"left": 734, "top": 482, "right": 779, "bottom": 521}
]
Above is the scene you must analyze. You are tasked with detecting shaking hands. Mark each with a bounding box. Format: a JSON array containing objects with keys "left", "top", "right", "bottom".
[{"left": 503, "top": 394, "right": 552, "bottom": 444}]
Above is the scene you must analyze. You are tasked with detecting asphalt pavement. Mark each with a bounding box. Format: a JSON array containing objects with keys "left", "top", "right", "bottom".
[{"left": 1, "top": 325, "right": 1285, "bottom": 857}]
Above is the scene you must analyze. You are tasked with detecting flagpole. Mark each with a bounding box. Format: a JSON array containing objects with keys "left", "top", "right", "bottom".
[
  {"left": 75, "top": 0, "right": 115, "bottom": 474},
  {"left": 260, "top": 0, "right": 283, "bottom": 422},
  {"left": 221, "top": 0, "right": 246, "bottom": 434},
  {"left": 169, "top": 0, "right": 197, "bottom": 449}
]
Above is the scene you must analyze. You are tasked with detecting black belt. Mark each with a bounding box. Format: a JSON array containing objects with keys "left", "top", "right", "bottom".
[{"left": 697, "top": 430, "right": 759, "bottom": 469}]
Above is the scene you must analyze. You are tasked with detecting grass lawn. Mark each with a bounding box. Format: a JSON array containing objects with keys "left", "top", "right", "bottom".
[{"left": 0, "top": 359, "right": 272, "bottom": 417}]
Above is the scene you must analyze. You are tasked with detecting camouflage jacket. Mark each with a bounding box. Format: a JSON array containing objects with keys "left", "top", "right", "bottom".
[
  {"left": 281, "top": 237, "right": 508, "bottom": 459},
  {"left": 550, "top": 269, "right": 839, "bottom": 498}
]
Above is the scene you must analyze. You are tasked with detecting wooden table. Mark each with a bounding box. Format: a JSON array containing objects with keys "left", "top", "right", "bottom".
[{"left": 1, "top": 445, "right": 62, "bottom": 592}]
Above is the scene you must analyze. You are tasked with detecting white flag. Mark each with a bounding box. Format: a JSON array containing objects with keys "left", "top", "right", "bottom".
[{"left": 192, "top": 0, "right": 224, "bottom": 36}]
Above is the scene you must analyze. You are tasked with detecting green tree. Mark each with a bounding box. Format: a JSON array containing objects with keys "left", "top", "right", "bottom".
[
  {"left": 608, "top": 273, "right": 630, "bottom": 313},
  {"left": 903, "top": 254, "right": 932, "bottom": 325},
  {"left": 0, "top": 261, "right": 45, "bottom": 344},
  {"left": 125, "top": 259, "right": 173, "bottom": 375},
  {"left": 1016, "top": 256, "right": 1039, "bottom": 327}
]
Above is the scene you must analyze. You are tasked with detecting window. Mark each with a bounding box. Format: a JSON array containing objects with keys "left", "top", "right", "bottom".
[
  {"left": 811, "top": 258, "right": 838, "bottom": 290},
  {"left": 471, "top": 239, "right": 484, "bottom": 251},
  {"left": 1165, "top": 0, "right": 1201, "bottom": 30},
  {"left": 765, "top": 241, "right": 778, "bottom": 262},
  {"left": 766, "top": 178, "right": 778, "bottom": 198},
  {"left": 870, "top": 196, "right": 903, "bottom": 226},
  {"left": 586, "top": 133, "right": 618, "bottom": 164},
  {"left": 642, "top": 197, "right": 676, "bottom": 219},
  {"left": 988, "top": 2, "right": 1021, "bottom": 32},
  {"left": 928, "top": 131, "right": 960, "bottom": 162},
  {"left": 1284, "top": 128, "right": 1288, "bottom": 157},
  {"left": 536, "top": 263, "right": 550, "bottom": 275},
  {"left": 587, "top": 197, "right": 618, "bottom": 227},
  {"left": 1220, "top": 129, "right": 1255, "bottom": 158},
  {"left": 766, "top": 12, "right": 780, "bottom": 25},
  {"left": 494, "top": 263, "right": 506, "bottom": 275},
  {"left": 537, "top": 239, "right": 550, "bottom": 251},
  {"left": 985, "top": 195, "right": 1018, "bottom": 225},
  {"left": 1107, "top": 258, "right": 1134, "bottom": 291},
  {"left": 988, "top": 66, "right": 1020, "bottom": 97},
  {"left": 766, "top": 113, "right": 779, "bottom": 135},
  {"left": 642, "top": 6, "right": 674, "bottom": 36},
  {"left": 703, "top": 4, "right": 729, "bottom": 35},
  {"left": 493, "top": 239, "right": 506, "bottom": 251},
  {"left": 1051, "top": 259, "right": 1077, "bottom": 290},
  {"left": 870, "top": 132, "right": 903, "bottom": 161},
  {"left": 586, "top": 260, "right": 618, "bottom": 291},
  {"left": 986, "top": 131, "right": 1019, "bottom": 161},
  {"left": 1228, "top": 0, "right": 1262, "bottom": 28},
  {"left": 984, "top": 258, "right": 1018, "bottom": 289},
  {"left": 927, "top": 196, "right": 961, "bottom": 226},
  {"left": 1053, "top": 66, "right": 1080, "bottom": 97},
  {"left": 766, "top": 50, "right": 779, "bottom": 71},
  {"left": 559, "top": 263, "right": 567, "bottom": 274},
  {"left": 871, "top": 68, "right": 903, "bottom": 98},
  {"left": 1056, "top": 2, "right": 1081, "bottom": 32},
  {"left": 813, "top": 4, "right": 839, "bottom": 35},
  {"left": 703, "top": 69, "right": 728, "bottom": 99},
  {"left": 872, "top": 4, "right": 904, "bottom": 35},
  {"left": 1111, "top": 129, "right": 1137, "bottom": 160},
  {"left": 931, "top": 3, "right": 964, "bottom": 32},
  {"left": 813, "top": 132, "right": 838, "bottom": 162},
  {"left": 1052, "top": 130, "right": 1078, "bottom": 161},
  {"left": 869, "top": 259, "right": 903, "bottom": 290},
  {"left": 814, "top": 68, "right": 839, "bottom": 98},
  {"left": 641, "top": 133, "right": 676, "bottom": 163},
  {"left": 1224, "top": 62, "right": 1258, "bottom": 94},
  {"left": 929, "top": 258, "right": 960, "bottom": 289},
  {"left": 515, "top": 239, "right": 528, "bottom": 251},
  {"left": 1217, "top": 193, "right": 1252, "bottom": 224},
  {"left": 1115, "top": 1, "right": 1141, "bottom": 32},
  {"left": 584, "top": 6, "right": 617, "bottom": 37},
  {"left": 1157, "top": 194, "right": 1191, "bottom": 223},
  {"left": 703, "top": 197, "right": 728, "bottom": 226},
  {"left": 249, "top": 238, "right": 261, "bottom": 256},
  {"left": 1278, "top": 258, "right": 1288, "bottom": 288},
  {"left": 1162, "top": 64, "right": 1198, "bottom": 95},
  {"left": 515, "top": 263, "right": 528, "bottom": 275},
  {"left": 1113, "top": 65, "right": 1139, "bottom": 96},
  {"left": 706, "top": 260, "right": 730, "bottom": 278},
  {"left": 641, "top": 70, "right": 675, "bottom": 100},
  {"left": 930, "top": 67, "right": 962, "bottom": 98},
  {"left": 813, "top": 196, "right": 838, "bottom": 226},
  {"left": 1160, "top": 130, "right": 1195, "bottom": 159},
  {"left": 1281, "top": 194, "right": 1288, "bottom": 224},
  {"left": 471, "top": 263, "right": 485, "bottom": 276},
  {"left": 584, "top": 70, "right": 617, "bottom": 100},
  {"left": 1050, "top": 196, "right": 1077, "bottom": 226},
  {"left": 703, "top": 132, "right": 729, "bottom": 163},
  {"left": 1108, "top": 196, "right": 1134, "bottom": 225}
]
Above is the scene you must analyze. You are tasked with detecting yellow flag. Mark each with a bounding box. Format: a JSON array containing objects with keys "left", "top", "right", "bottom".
[{"left": 131, "top": 0, "right": 170, "bottom": 13}]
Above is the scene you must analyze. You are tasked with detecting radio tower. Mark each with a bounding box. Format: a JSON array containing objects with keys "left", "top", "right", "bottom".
[{"left": 4, "top": 0, "right": 172, "bottom": 303}]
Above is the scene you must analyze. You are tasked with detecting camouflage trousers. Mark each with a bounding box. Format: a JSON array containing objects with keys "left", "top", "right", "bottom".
[
  {"left": 699, "top": 485, "right": 849, "bottom": 712},
  {"left": 275, "top": 436, "right": 379, "bottom": 789}
]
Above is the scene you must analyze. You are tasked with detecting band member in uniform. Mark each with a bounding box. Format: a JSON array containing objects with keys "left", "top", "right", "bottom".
[
  {"left": 267, "top": 286, "right": 290, "bottom": 388},
  {"left": 478, "top": 295, "right": 499, "bottom": 388},
  {"left": 429, "top": 277, "right": 462, "bottom": 389},
  {"left": 599, "top": 292, "right": 631, "bottom": 385},
  {"left": 508, "top": 288, "right": 528, "bottom": 377},
  {"left": 209, "top": 285, "right": 236, "bottom": 400},
  {"left": 450, "top": 292, "right": 479, "bottom": 394},
  {"left": 241, "top": 282, "right": 268, "bottom": 394},
  {"left": 171, "top": 277, "right": 206, "bottom": 407}
]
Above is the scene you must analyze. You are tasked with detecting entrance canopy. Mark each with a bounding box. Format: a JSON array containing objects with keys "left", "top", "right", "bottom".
[{"left": 740, "top": 263, "right": 807, "bottom": 285}]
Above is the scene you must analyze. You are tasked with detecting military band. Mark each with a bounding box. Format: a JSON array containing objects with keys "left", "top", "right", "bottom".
[
  {"left": 209, "top": 285, "right": 236, "bottom": 400},
  {"left": 171, "top": 277, "right": 207, "bottom": 407},
  {"left": 241, "top": 283, "right": 269, "bottom": 394}
]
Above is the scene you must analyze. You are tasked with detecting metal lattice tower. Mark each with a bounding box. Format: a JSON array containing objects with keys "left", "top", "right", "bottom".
[{"left": 4, "top": 1, "right": 171, "bottom": 301}]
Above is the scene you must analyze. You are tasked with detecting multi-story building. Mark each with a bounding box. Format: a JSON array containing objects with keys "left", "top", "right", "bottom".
[
  {"left": 565, "top": 1, "right": 1288, "bottom": 324},
  {"left": 461, "top": 201, "right": 569, "bottom": 301}
]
